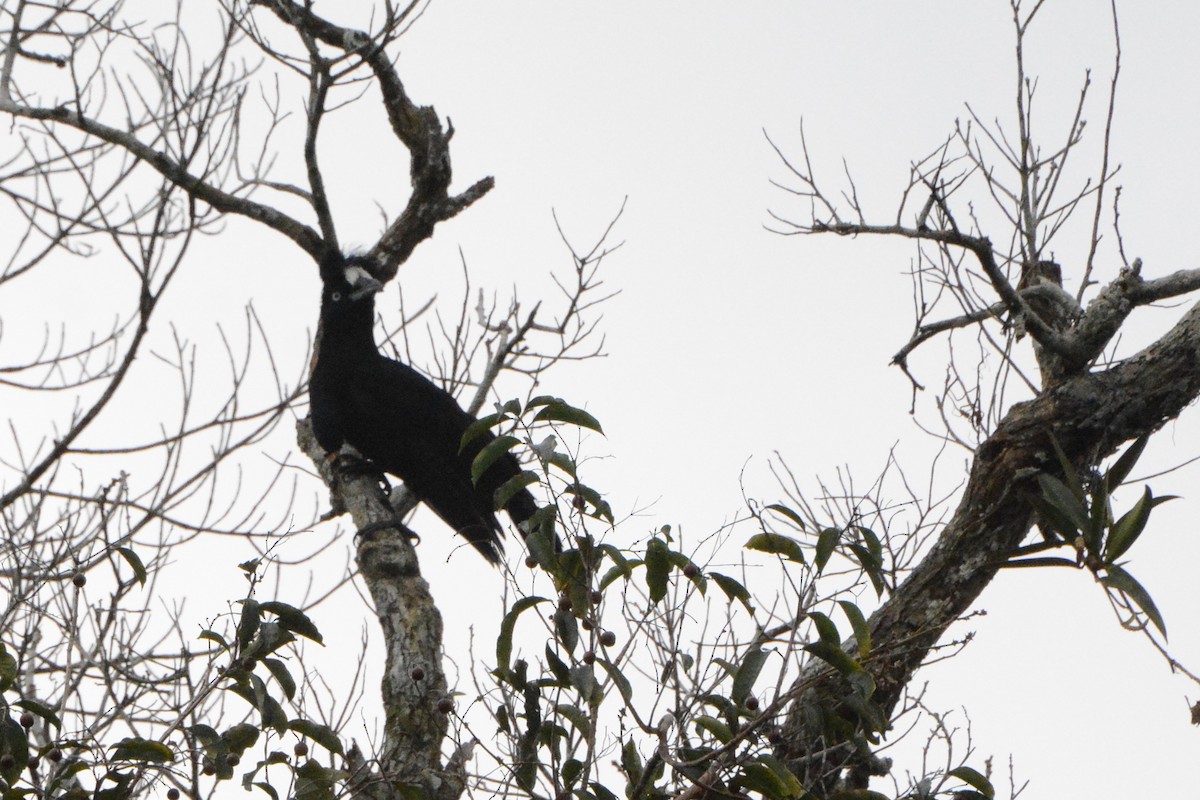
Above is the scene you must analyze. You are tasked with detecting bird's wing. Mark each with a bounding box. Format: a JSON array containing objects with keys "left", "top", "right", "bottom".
[{"left": 355, "top": 358, "right": 508, "bottom": 559}]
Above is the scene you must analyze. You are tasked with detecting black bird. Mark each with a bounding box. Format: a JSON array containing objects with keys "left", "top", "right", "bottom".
[{"left": 309, "top": 253, "right": 539, "bottom": 564}]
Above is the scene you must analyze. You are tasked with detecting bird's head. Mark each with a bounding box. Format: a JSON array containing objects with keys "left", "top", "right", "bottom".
[{"left": 320, "top": 253, "right": 384, "bottom": 308}]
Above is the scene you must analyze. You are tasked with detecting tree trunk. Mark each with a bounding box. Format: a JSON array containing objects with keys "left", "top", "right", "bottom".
[{"left": 779, "top": 299, "right": 1200, "bottom": 792}]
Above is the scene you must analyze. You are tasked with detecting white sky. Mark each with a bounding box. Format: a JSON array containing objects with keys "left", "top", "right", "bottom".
[
  {"left": 319, "top": 2, "right": 1200, "bottom": 795},
  {"left": 366, "top": 5, "right": 1200, "bottom": 794},
  {"left": 6, "top": 0, "right": 1200, "bottom": 797}
]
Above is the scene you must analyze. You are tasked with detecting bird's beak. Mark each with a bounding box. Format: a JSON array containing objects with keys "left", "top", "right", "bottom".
[{"left": 344, "top": 265, "right": 384, "bottom": 300}]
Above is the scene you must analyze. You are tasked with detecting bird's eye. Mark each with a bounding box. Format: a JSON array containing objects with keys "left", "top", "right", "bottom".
[{"left": 331, "top": 291, "right": 342, "bottom": 302}]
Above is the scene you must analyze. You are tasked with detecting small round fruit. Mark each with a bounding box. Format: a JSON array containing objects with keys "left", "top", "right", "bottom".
[
  {"left": 167, "top": 788, "right": 181, "bottom": 800},
  {"left": 226, "top": 754, "right": 239, "bottom": 767},
  {"left": 294, "top": 741, "right": 309, "bottom": 757},
  {"left": 48, "top": 749, "right": 63, "bottom": 763},
  {"left": 411, "top": 667, "right": 425, "bottom": 681},
  {"left": 600, "top": 630, "right": 617, "bottom": 647},
  {"left": 525, "top": 555, "right": 538, "bottom": 569},
  {"left": 436, "top": 697, "right": 454, "bottom": 714},
  {"left": 683, "top": 564, "right": 699, "bottom": 578},
  {"left": 589, "top": 591, "right": 602, "bottom": 605},
  {"left": 72, "top": 573, "right": 86, "bottom": 588},
  {"left": 745, "top": 696, "right": 760, "bottom": 711},
  {"left": 19, "top": 712, "right": 33, "bottom": 729},
  {"left": 582, "top": 650, "right": 596, "bottom": 665}
]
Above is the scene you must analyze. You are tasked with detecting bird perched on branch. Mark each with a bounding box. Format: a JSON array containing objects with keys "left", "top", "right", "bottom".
[{"left": 309, "top": 252, "right": 539, "bottom": 564}]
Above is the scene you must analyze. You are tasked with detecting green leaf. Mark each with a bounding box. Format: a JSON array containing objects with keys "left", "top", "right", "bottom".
[
  {"left": 1048, "top": 434, "right": 1086, "bottom": 502},
  {"left": 545, "top": 645, "right": 572, "bottom": 686},
  {"left": 460, "top": 409, "right": 510, "bottom": 451},
  {"left": 259, "top": 601, "right": 323, "bottom": 644},
  {"left": 294, "top": 758, "right": 347, "bottom": 800},
  {"left": 709, "top": 572, "right": 754, "bottom": 614},
  {"left": 0, "top": 716, "right": 29, "bottom": 784},
  {"left": 816, "top": 527, "right": 840, "bottom": 572},
  {"left": 804, "top": 641, "right": 860, "bottom": 675},
  {"left": 0, "top": 645, "right": 15, "bottom": 693},
  {"left": 14, "top": 699, "right": 61, "bottom": 730},
  {"left": 555, "top": 704, "right": 592, "bottom": 738},
  {"left": 621, "top": 739, "right": 643, "bottom": 785},
  {"left": 807, "top": 611, "right": 840, "bottom": 645},
  {"left": 494, "top": 470, "right": 540, "bottom": 512},
  {"left": 546, "top": 451, "right": 579, "bottom": 480},
  {"left": 598, "top": 657, "right": 634, "bottom": 703},
  {"left": 569, "top": 482, "right": 615, "bottom": 524},
  {"left": 755, "top": 754, "right": 806, "bottom": 798},
  {"left": 199, "top": 629, "right": 229, "bottom": 649},
  {"left": 1104, "top": 486, "right": 1151, "bottom": 563},
  {"left": 1000, "top": 556, "right": 1081, "bottom": 569},
  {"left": 531, "top": 399, "right": 604, "bottom": 434},
  {"left": 563, "top": 757, "right": 584, "bottom": 788},
  {"left": 948, "top": 766, "right": 995, "bottom": 798},
  {"left": 288, "top": 720, "right": 343, "bottom": 756},
  {"left": 259, "top": 692, "right": 289, "bottom": 734},
  {"left": 222, "top": 722, "right": 261, "bottom": 751},
  {"left": 671, "top": 554, "right": 706, "bottom": 594},
  {"left": 526, "top": 507, "right": 561, "bottom": 570},
  {"left": 237, "top": 599, "right": 261, "bottom": 650},
  {"left": 1104, "top": 487, "right": 1176, "bottom": 563},
  {"left": 837, "top": 600, "right": 871, "bottom": 658},
  {"left": 1101, "top": 565, "right": 1167, "bottom": 637},
  {"left": 764, "top": 503, "right": 807, "bottom": 531},
  {"left": 1037, "top": 474, "right": 1090, "bottom": 535},
  {"left": 568, "top": 664, "right": 598, "bottom": 705},
  {"left": 110, "top": 737, "right": 174, "bottom": 763},
  {"left": 847, "top": 544, "right": 886, "bottom": 597},
  {"left": 189, "top": 724, "right": 221, "bottom": 746},
  {"left": 644, "top": 537, "right": 671, "bottom": 605},
  {"left": 240, "top": 621, "right": 295, "bottom": 662},
  {"left": 554, "top": 605, "right": 579, "bottom": 654},
  {"left": 264, "top": 658, "right": 296, "bottom": 700},
  {"left": 471, "top": 435, "right": 521, "bottom": 485},
  {"left": 731, "top": 648, "right": 769, "bottom": 705},
  {"left": 855, "top": 526, "right": 883, "bottom": 562},
  {"left": 1084, "top": 477, "right": 1107, "bottom": 557},
  {"left": 1030, "top": 495, "right": 1080, "bottom": 542},
  {"left": 740, "top": 758, "right": 804, "bottom": 799},
  {"left": 599, "top": 544, "right": 635, "bottom": 584},
  {"left": 745, "top": 533, "right": 806, "bottom": 564},
  {"left": 1106, "top": 434, "right": 1151, "bottom": 488},
  {"left": 497, "top": 597, "right": 549, "bottom": 673},
  {"left": 693, "top": 715, "right": 734, "bottom": 744},
  {"left": 113, "top": 546, "right": 147, "bottom": 586}
]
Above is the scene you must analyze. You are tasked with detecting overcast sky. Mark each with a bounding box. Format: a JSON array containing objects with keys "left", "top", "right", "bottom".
[
  {"left": 8, "top": 1, "right": 1200, "bottom": 797},
  {"left": 342, "top": 5, "right": 1200, "bottom": 794},
  {"left": 377, "top": 3, "right": 1200, "bottom": 795}
]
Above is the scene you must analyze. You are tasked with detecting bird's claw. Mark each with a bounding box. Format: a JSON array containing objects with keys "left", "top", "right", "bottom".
[
  {"left": 332, "top": 451, "right": 392, "bottom": 494},
  {"left": 356, "top": 518, "right": 421, "bottom": 545}
]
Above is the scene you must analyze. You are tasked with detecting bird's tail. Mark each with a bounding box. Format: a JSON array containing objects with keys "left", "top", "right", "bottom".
[{"left": 505, "top": 487, "right": 538, "bottom": 526}]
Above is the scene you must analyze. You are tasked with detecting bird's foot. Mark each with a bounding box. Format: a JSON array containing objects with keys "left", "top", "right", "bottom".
[
  {"left": 332, "top": 451, "right": 392, "bottom": 494},
  {"left": 356, "top": 517, "right": 421, "bottom": 546}
]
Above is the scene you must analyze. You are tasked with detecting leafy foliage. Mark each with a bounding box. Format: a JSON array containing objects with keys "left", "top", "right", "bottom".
[{"left": 1014, "top": 435, "right": 1177, "bottom": 636}]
